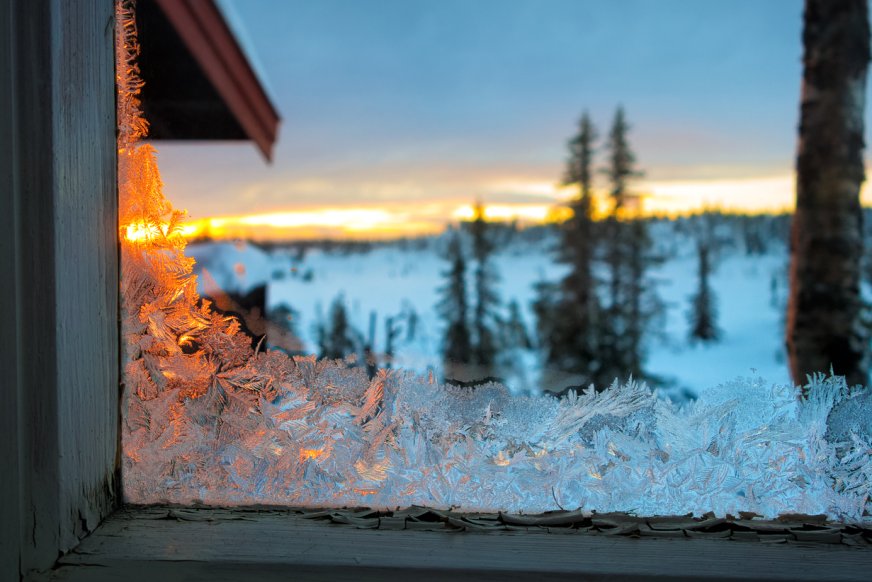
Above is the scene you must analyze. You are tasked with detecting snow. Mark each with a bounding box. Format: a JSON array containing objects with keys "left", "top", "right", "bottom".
[
  {"left": 646, "top": 250, "right": 790, "bottom": 395},
  {"left": 188, "top": 226, "right": 792, "bottom": 398},
  {"left": 188, "top": 241, "right": 280, "bottom": 296}
]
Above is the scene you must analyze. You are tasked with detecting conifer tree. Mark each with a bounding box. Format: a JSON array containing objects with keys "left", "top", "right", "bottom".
[
  {"left": 532, "top": 278, "right": 560, "bottom": 349},
  {"left": 267, "top": 303, "right": 306, "bottom": 355},
  {"left": 536, "top": 111, "right": 602, "bottom": 385},
  {"left": 502, "top": 299, "right": 532, "bottom": 350},
  {"left": 383, "top": 315, "right": 402, "bottom": 370},
  {"left": 688, "top": 239, "right": 720, "bottom": 343},
  {"left": 436, "top": 232, "right": 472, "bottom": 377},
  {"left": 688, "top": 214, "right": 721, "bottom": 343},
  {"left": 603, "top": 107, "right": 640, "bottom": 214},
  {"left": 598, "top": 106, "right": 660, "bottom": 385},
  {"left": 469, "top": 203, "right": 501, "bottom": 376},
  {"left": 317, "top": 295, "right": 358, "bottom": 360},
  {"left": 364, "top": 311, "right": 378, "bottom": 377},
  {"left": 623, "top": 217, "right": 648, "bottom": 377}
]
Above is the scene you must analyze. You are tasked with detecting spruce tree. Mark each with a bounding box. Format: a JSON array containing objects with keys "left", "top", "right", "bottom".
[
  {"left": 532, "top": 278, "right": 560, "bottom": 351},
  {"left": 364, "top": 311, "right": 378, "bottom": 377},
  {"left": 536, "top": 111, "right": 602, "bottom": 385},
  {"left": 384, "top": 315, "right": 402, "bottom": 370},
  {"left": 317, "top": 295, "right": 358, "bottom": 361},
  {"left": 267, "top": 303, "right": 305, "bottom": 355},
  {"left": 602, "top": 107, "right": 640, "bottom": 214},
  {"left": 436, "top": 232, "right": 472, "bottom": 378},
  {"left": 469, "top": 203, "right": 501, "bottom": 376},
  {"left": 688, "top": 240, "right": 719, "bottom": 343},
  {"left": 688, "top": 214, "right": 721, "bottom": 343},
  {"left": 623, "top": 217, "right": 647, "bottom": 377},
  {"left": 598, "top": 106, "right": 659, "bottom": 385},
  {"left": 503, "top": 299, "right": 532, "bottom": 350}
]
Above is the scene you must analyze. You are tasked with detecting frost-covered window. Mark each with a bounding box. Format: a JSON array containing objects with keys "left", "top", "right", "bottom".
[{"left": 119, "top": 0, "right": 871, "bottom": 521}]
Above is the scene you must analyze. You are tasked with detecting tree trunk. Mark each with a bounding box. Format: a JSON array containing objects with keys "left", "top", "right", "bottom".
[{"left": 787, "top": 0, "right": 870, "bottom": 387}]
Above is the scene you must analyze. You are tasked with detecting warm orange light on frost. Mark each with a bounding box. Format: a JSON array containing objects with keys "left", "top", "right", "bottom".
[
  {"left": 493, "top": 450, "right": 511, "bottom": 466},
  {"left": 354, "top": 457, "right": 391, "bottom": 482},
  {"left": 125, "top": 221, "right": 165, "bottom": 243},
  {"left": 124, "top": 221, "right": 199, "bottom": 243},
  {"left": 352, "top": 488, "right": 379, "bottom": 496},
  {"left": 300, "top": 448, "right": 327, "bottom": 462}
]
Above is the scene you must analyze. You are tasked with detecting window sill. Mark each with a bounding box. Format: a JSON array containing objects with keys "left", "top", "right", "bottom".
[{"left": 40, "top": 506, "right": 872, "bottom": 581}]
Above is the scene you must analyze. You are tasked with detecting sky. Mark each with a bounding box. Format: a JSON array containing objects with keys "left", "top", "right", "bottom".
[{"left": 151, "top": 0, "right": 872, "bottom": 240}]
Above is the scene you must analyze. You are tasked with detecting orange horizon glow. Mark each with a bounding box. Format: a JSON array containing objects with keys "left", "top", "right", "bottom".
[{"left": 165, "top": 174, "right": 872, "bottom": 241}]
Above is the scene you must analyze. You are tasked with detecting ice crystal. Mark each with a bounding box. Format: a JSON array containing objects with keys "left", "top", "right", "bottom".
[{"left": 117, "top": 0, "right": 871, "bottom": 520}]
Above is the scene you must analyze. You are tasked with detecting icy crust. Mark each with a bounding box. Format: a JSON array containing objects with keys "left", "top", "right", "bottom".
[{"left": 115, "top": 0, "right": 870, "bottom": 521}]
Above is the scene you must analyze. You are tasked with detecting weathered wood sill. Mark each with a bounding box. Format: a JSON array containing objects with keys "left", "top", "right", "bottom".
[{"left": 36, "top": 506, "right": 872, "bottom": 581}]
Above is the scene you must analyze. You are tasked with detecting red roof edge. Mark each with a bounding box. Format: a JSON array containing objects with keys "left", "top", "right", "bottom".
[{"left": 154, "top": 0, "right": 280, "bottom": 162}]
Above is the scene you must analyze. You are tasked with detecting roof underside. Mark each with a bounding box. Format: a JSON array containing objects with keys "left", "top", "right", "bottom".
[{"left": 136, "top": 0, "right": 279, "bottom": 161}]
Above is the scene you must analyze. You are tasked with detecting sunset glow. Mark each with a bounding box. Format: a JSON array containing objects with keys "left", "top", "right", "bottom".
[
  {"left": 170, "top": 173, "right": 872, "bottom": 241},
  {"left": 642, "top": 175, "right": 796, "bottom": 216},
  {"left": 451, "top": 203, "right": 566, "bottom": 223},
  {"left": 183, "top": 207, "right": 444, "bottom": 241},
  {"left": 153, "top": 0, "right": 872, "bottom": 243}
]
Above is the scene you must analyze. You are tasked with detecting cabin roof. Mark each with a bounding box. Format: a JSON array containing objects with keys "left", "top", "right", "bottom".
[{"left": 136, "top": 0, "right": 280, "bottom": 161}]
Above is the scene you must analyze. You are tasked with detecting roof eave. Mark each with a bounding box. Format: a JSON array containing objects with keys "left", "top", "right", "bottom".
[{"left": 153, "top": 0, "right": 280, "bottom": 162}]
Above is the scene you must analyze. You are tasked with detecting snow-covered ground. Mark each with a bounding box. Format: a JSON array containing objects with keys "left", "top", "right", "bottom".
[
  {"left": 646, "top": 246, "right": 790, "bottom": 398},
  {"left": 187, "top": 225, "right": 792, "bottom": 399}
]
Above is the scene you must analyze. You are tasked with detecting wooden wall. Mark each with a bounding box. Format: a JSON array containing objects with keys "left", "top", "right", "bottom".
[
  {"left": 0, "top": 1, "right": 22, "bottom": 578},
  {"left": 0, "top": 0, "right": 119, "bottom": 578}
]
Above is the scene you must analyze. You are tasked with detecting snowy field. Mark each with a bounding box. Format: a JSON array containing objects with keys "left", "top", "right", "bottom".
[{"left": 188, "top": 222, "right": 792, "bottom": 400}]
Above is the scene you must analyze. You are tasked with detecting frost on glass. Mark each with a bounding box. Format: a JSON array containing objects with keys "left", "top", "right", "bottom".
[{"left": 117, "top": 1, "right": 871, "bottom": 520}]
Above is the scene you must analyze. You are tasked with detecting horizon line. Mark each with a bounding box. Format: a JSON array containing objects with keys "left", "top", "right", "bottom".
[{"left": 173, "top": 173, "right": 872, "bottom": 242}]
